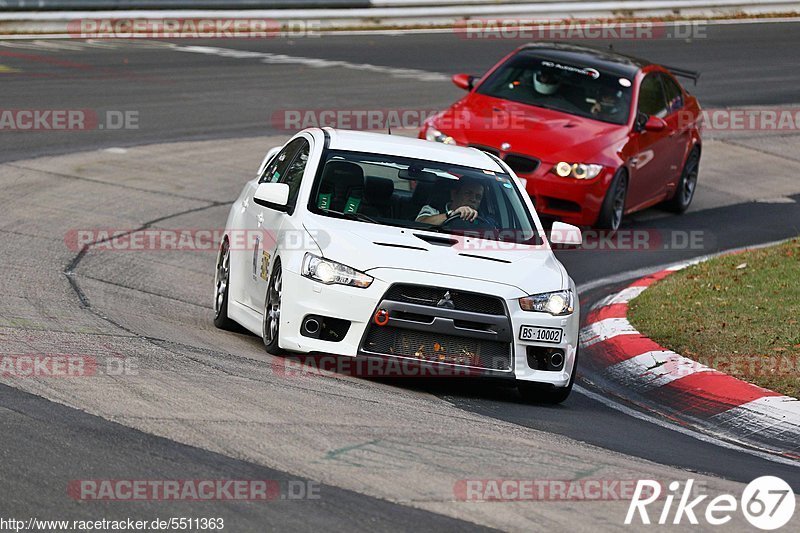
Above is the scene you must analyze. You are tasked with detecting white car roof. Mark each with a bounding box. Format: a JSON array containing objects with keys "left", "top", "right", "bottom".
[{"left": 319, "top": 128, "right": 505, "bottom": 173}]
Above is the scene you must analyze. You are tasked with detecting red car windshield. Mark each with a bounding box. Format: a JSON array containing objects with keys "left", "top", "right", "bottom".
[{"left": 476, "top": 53, "right": 633, "bottom": 125}]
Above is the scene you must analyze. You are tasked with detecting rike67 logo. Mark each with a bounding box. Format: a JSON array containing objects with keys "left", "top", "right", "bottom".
[{"left": 626, "top": 477, "right": 795, "bottom": 530}]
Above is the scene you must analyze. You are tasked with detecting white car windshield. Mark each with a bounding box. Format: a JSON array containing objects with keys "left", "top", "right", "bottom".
[{"left": 309, "top": 150, "right": 541, "bottom": 244}]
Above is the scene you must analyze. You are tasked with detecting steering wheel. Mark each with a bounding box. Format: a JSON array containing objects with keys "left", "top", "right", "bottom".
[{"left": 441, "top": 213, "right": 496, "bottom": 229}]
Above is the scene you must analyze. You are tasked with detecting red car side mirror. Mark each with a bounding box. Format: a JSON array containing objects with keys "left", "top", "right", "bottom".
[
  {"left": 452, "top": 73, "right": 475, "bottom": 91},
  {"left": 644, "top": 115, "right": 668, "bottom": 132}
]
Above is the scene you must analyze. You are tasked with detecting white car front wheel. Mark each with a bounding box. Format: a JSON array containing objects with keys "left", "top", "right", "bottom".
[{"left": 262, "top": 261, "right": 283, "bottom": 355}]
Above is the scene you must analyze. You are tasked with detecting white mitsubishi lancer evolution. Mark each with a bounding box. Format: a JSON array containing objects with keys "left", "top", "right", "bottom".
[{"left": 214, "top": 128, "right": 583, "bottom": 403}]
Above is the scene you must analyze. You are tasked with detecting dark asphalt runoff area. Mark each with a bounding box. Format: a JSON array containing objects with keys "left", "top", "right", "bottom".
[{"left": 1, "top": 20, "right": 799, "bottom": 530}]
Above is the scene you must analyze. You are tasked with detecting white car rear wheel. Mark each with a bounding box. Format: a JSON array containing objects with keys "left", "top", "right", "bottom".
[{"left": 213, "top": 239, "right": 235, "bottom": 330}]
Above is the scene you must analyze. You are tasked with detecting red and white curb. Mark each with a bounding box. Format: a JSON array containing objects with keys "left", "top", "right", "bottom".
[{"left": 580, "top": 263, "right": 800, "bottom": 459}]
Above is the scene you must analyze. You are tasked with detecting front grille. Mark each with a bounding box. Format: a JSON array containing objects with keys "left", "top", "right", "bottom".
[
  {"left": 362, "top": 326, "right": 512, "bottom": 370},
  {"left": 544, "top": 197, "right": 581, "bottom": 213},
  {"left": 503, "top": 154, "right": 540, "bottom": 175},
  {"left": 467, "top": 144, "right": 540, "bottom": 175},
  {"left": 383, "top": 284, "right": 506, "bottom": 316}
]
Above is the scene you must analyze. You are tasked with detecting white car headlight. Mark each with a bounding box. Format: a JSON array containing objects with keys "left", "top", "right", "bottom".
[
  {"left": 425, "top": 126, "right": 456, "bottom": 145},
  {"left": 553, "top": 162, "right": 603, "bottom": 180},
  {"left": 519, "top": 290, "right": 574, "bottom": 315},
  {"left": 301, "top": 253, "right": 373, "bottom": 288}
]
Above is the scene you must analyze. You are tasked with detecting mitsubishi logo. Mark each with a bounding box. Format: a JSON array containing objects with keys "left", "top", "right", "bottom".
[{"left": 437, "top": 291, "right": 455, "bottom": 309}]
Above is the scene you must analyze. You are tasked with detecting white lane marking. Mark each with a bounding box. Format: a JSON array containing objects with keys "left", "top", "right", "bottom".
[
  {"left": 170, "top": 44, "right": 449, "bottom": 82},
  {"left": 757, "top": 196, "right": 796, "bottom": 204},
  {"left": 0, "top": 39, "right": 170, "bottom": 51},
  {"left": 574, "top": 385, "right": 800, "bottom": 467},
  {"left": 104, "top": 147, "right": 128, "bottom": 154},
  {"left": 605, "top": 350, "right": 714, "bottom": 393},
  {"left": 590, "top": 285, "right": 647, "bottom": 310},
  {"left": 27, "top": 39, "right": 89, "bottom": 51},
  {"left": 579, "top": 317, "right": 637, "bottom": 347},
  {"left": 707, "top": 396, "right": 800, "bottom": 447}
]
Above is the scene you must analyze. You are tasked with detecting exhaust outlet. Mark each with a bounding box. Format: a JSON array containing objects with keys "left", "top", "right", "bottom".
[{"left": 549, "top": 351, "right": 564, "bottom": 369}]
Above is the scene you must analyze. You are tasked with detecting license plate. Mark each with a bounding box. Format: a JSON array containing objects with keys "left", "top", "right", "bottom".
[{"left": 519, "top": 325, "right": 562, "bottom": 344}]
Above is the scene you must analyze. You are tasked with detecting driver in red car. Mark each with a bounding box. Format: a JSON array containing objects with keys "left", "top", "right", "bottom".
[
  {"left": 589, "top": 86, "right": 627, "bottom": 123},
  {"left": 416, "top": 178, "right": 484, "bottom": 225}
]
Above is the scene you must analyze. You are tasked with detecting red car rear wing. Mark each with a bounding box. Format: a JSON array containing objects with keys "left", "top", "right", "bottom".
[{"left": 662, "top": 65, "right": 700, "bottom": 85}]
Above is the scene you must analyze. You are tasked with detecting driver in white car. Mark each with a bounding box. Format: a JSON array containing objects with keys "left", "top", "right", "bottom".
[{"left": 416, "top": 177, "right": 484, "bottom": 225}]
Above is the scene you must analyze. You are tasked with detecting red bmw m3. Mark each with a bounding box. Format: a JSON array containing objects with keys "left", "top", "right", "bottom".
[{"left": 420, "top": 43, "right": 702, "bottom": 230}]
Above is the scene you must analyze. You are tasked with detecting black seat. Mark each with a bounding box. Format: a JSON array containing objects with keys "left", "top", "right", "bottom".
[
  {"left": 317, "top": 161, "right": 365, "bottom": 212},
  {"left": 360, "top": 176, "right": 395, "bottom": 218},
  {"left": 407, "top": 181, "right": 437, "bottom": 219},
  {"left": 409, "top": 180, "right": 455, "bottom": 219}
]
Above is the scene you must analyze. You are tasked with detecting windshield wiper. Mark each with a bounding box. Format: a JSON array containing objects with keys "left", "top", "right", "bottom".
[{"left": 323, "top": 209, "right": 378, "bottom": 224}]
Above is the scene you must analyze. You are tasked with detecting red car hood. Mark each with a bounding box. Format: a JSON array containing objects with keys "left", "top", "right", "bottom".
[{"left": 436, "top": 93, "right": 628, "bottom": 163}]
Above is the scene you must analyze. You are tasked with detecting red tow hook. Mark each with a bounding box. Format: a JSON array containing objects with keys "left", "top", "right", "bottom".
[{"left": 373, "top": 309, "right": 389, "bottom": 326}]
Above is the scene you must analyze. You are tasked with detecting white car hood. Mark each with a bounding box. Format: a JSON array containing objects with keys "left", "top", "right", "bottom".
[{"left": 304, "top": 217, "right": 565, "bottom": 296}]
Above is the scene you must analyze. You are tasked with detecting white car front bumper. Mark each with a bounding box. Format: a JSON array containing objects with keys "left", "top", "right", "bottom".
[{"left": 277, "top": 268, "right": 579, "bottom": 386}]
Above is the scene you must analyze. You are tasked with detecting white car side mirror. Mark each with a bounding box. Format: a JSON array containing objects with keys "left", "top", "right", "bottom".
[
  {"left": 253, "top": 182, "right": 290, "bottom": 209},
  {"left": 549, "top": 221, "right": 582, "bottom": 247}
]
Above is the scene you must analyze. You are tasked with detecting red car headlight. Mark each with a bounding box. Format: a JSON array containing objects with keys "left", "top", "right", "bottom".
[
  {"left": 552, "top": 162, "right": 603, "bottom": 180},
  {"left": 424, "top": 126, "right": 456, "bottom": 145}
]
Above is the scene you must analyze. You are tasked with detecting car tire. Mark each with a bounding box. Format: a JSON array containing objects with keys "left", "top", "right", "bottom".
[
  {"left": 262, "top": 260, "right": 283, "bottom": 355},
  {"left": 595, "top": 169, "right": 628, "bottom": 232},
  {"left": 213, "top": 238, "right": 236, "bottom": 330},
  {"left": 663, "top": 147, "right": 700, "bottom": 213},
  {"left": 517, "top": 347, "right": 578, "bottom": 405}
]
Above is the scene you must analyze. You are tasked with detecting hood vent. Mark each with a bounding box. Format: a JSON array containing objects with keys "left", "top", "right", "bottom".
[
  {"left": 374, "top": 242, "right": 428, "bottom": 252},
  {"left": 413, "top": 233, "right": 459, "bottom": 247},
  {"left": 459, "top": 253, "right": 511, "bottom": 264}
]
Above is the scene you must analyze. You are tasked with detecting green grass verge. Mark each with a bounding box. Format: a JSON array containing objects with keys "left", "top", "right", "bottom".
[{"left": 628, "top": 238, "right": 800, "bottom": 399}]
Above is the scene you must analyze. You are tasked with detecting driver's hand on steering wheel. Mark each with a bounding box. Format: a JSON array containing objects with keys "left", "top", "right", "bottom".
[{"left": 449, "top": 205, "right": 478, "bottom": 222}]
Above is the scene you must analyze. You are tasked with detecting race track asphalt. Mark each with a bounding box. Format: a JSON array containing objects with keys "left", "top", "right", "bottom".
[{"left": 0, "top": 21, "right": 799, "bottom": 530}]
